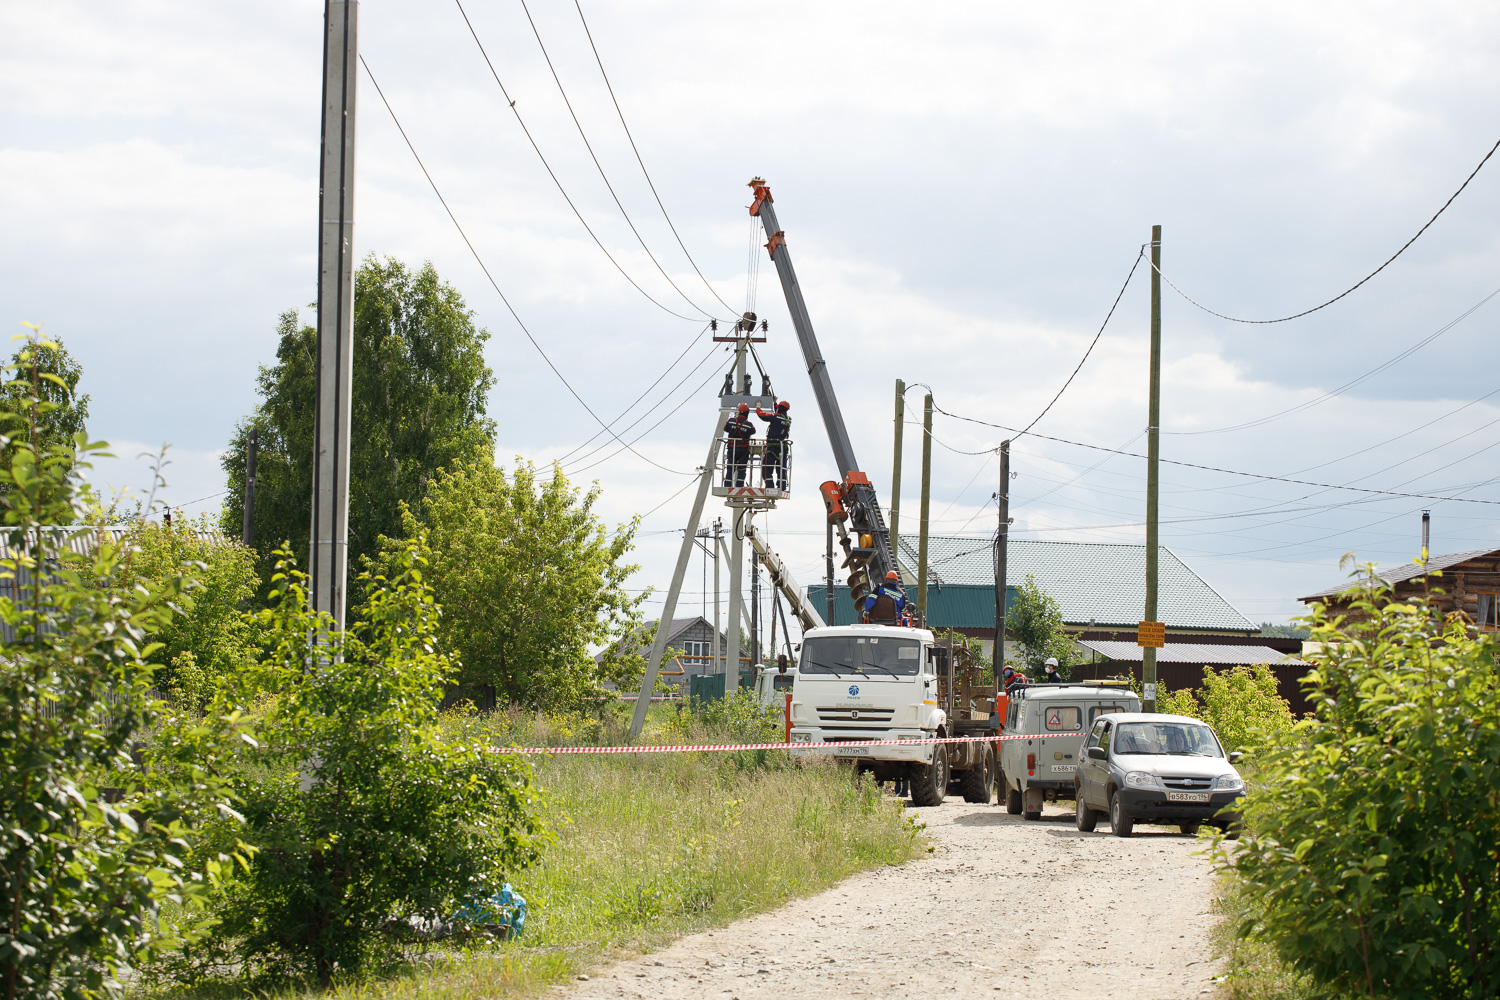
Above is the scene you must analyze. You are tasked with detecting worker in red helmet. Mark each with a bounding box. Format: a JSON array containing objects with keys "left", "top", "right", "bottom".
[
  {"left": 754, "top": 399, "right": 791, "bottom": 491},
  {"left": 861, "top": 569, "right": 908, "bottom": 623},
  {"left": 723, "top": 402, "right": 755, "bottom": 487}
]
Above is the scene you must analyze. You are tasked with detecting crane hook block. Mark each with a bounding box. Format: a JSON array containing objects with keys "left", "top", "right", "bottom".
[{"left": 819, "top": 480, "right": 848, "bottom": 523}]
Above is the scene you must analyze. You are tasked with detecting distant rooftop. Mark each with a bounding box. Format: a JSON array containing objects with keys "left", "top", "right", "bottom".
[
  {"left": 1300, "top": 548, "right": 1500, "bottom": 601},
  {"left": 894, "top": 535, "right": 1255, "bottom": 633}
]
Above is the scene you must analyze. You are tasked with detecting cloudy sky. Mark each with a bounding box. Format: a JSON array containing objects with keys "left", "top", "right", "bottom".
[{"left": 5, "top": 1, "right": 1500, "bottom": 630}]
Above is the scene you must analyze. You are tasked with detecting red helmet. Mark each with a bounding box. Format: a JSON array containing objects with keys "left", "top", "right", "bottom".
[
  {"left": 777, "top": 399, "right": 790, "bottom": 410},
  {"left": 885, "top": 570, "right": 899, "bottom": 582},
  {"left": 737, "top": 402, "right": 749, "bottom": 413}
]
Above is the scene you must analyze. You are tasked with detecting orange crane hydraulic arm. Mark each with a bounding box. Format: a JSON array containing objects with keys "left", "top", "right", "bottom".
[{"left": 748, "top": 177, "right": 898, "bottom": 610}]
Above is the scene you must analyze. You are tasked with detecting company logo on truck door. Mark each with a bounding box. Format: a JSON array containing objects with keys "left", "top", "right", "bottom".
[{"left": 848, "top": 685, "right": 860, "bottom": 697}]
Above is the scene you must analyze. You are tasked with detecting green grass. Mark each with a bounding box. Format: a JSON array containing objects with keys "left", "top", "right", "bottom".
[
  {"left": 1210, "top": 875, "right": 1322, "bottom": 1000},
  {"left": 140, "top": 701, "right": 925, "bottom": 999}
]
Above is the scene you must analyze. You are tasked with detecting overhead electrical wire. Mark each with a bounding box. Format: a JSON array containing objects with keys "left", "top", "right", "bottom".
[
  {"left": 570, "top": 0, "right": 739, "bottom": 316},
  {"left": 360, "top": 55, "right": 692, "bottom": 477},
  {"left": 552, "top": 322, "right": 713, "bottom": 465},
  {"left": 514, "top": 0, "right": 724, "bottom": 321},
  {"left": 924, "top": 399, "right": 1500, "bottom": 505},
  {"left": 451, "top": 0, "right": 705, "bottom": 323},
  {"left": 1163, "top": 284, "right": 1500, "bottom": 435},
  {"left": 1151, "top": 135, "right": 1500, "bottom": 325}
]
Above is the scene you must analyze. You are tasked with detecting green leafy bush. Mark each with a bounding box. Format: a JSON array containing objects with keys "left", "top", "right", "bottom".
[
  {"left": 1005, "top": 573, "right": 1073, "bottom": 675},
  {"left": 1161, "top": 663, "right": 1294, "bottom": 754},
  {"left": 189, "top": 542, "right": 544, "bottom": 986},
  {"left": 1222, "top": 568, "right": 1500, "bottom": 998},
  {"left": 0, "top": 339, "right": 244, "bottom": 999}
]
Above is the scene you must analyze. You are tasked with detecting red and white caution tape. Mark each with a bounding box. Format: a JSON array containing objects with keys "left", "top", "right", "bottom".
[{"left": 487, "top": 732, "right": 1054, "bottom": 755}]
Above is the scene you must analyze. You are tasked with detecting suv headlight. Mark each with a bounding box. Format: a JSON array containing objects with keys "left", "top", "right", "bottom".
[
  {"left": 1214, "top": 773, "right": 1245, "bottom": 792},
  {"left": 1124, "top": 771, "right": 1162, "bottom": 789}
]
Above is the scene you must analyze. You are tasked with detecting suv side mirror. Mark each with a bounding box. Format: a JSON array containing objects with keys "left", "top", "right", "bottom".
[
  {"left": 1228, "top": 751, "right": 1243, "bottom": 764},
  {"left": 1087, "top": 746, "right": 1106, "bottom": 761}
]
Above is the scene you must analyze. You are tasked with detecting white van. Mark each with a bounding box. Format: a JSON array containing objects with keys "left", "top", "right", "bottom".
[{"left": 998, "top": 683, "right": 1139, "bottom": 820}]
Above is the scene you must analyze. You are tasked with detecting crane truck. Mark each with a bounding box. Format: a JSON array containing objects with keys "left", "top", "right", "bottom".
[{"left": 749, "top": 178, "right": 1002, "bottom": 805}]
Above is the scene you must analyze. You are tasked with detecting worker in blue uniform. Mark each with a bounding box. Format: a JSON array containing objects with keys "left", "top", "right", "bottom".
[
  {"left": 862, "top": 570, "right": 908, "bottom": 624},
  {"left": 724, "top": 402, "right": 755, "bottom": 487},
  {"left": 755, "top": 399, "right": 791, "bottom": 490}
]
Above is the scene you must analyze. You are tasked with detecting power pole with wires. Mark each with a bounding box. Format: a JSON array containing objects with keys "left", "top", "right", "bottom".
[
  {"left": 1142, "top": 224, "right": 1163, "bottom": 712},
  {"left": 241, "top": 427, "right": 258, "bottom": 548},
  {"left": 993, "top": 440, "right": 1010, "bottom": 670},
  {"left": 891, "top": 379, "right": 906, "bottom": 544},
  {"left": 310, "top": 0, "right": 358, "bottom": 630},
  {"left": 917, "top": 392, "right": 933, "bottom": 621}
]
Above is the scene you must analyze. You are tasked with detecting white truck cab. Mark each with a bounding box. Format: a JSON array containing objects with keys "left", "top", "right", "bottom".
[{"left": 788, "top": 624, "right": 997, "bottom": 806}]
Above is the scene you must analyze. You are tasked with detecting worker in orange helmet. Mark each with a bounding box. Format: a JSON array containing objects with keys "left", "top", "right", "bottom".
[
  {"left": 723, "top": 402, "right": 755, "bottom": 487},
  {"left": 754, "top": 399, "right": 791, "bottom": 490},
  {"left": 861, "top": 569, "right": 908, "bottom": 624}
]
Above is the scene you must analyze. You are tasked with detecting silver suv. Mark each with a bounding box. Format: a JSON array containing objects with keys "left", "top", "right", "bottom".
[{"left": 1073, "top": 712, "right": 1245, "bottom": 837}]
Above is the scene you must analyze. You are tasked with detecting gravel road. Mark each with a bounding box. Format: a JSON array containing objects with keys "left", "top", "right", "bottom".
[{"left": 554, "top": 798, "right": 1223, "bottom": 1000}]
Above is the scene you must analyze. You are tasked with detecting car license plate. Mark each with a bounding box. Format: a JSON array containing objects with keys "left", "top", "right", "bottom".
[
  {"left": 1167, "top": 791, "right": 1210, "bottom": 803},
  {"left": 1052, "top": 764, "right": 1077, "bottom": 773},
  {"left": 835, "top": 746, "right": 866, "bottom": 756}
]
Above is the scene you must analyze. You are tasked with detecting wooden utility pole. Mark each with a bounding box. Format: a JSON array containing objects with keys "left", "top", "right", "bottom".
[
  {"left": 825, "top": 520, "right": 835, "bottom": 625},
  {"left": 917, "top": 392, "right": 933, "bottom": 620},
  {"left": 310, "top": 0, "right": 358, "bottom": 630},
  {"left": 241, "top": 427, "right": 258, "bottom": 547},
  {"left": 1143, "top": 224, "right": 1162, "bottom": 711},
  {"left": 993, "top": 440, "right": 1010, "bottom": 670},
  {"left": 891, "top": 379, "right": 906, "bottom": 543}
]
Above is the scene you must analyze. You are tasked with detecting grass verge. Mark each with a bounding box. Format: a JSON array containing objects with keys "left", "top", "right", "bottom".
[
  {"left": 1210, "top": 874, "right": 1320, "bottom": 1000},
  {"left": 140, "top": 703, "right": 925, "bottom": 999}
]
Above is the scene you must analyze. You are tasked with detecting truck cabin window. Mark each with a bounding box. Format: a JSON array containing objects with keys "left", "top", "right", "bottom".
[
  {"left": 1113, "top": 722, "right": 1222, "bottom": 757},
  {"left": 799, "top": 636, "right": 922, "bottom": 677}
]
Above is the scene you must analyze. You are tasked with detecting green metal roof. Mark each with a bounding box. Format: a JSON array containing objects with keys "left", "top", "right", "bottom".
[
  {"left": 891, "top": 535, "right": 1255, "bottom": 633},
  {"left": 807, "top": 584, "right": 1016, "bottom": 628}
]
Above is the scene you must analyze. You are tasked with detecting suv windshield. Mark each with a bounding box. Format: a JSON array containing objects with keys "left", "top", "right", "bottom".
[
  {"left": 800, "top": 635, "right": 922, "bottom": 677},
  {"left": 1113, "top": 722, "right": 1222, "bottom": 757}
]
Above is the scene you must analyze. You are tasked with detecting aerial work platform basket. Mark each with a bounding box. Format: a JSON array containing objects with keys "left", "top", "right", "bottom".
[{"left": 712, "top": 438, "right": 793, "bottom": 505}]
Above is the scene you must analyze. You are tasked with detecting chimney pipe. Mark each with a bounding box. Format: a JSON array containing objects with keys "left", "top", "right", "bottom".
[{"left": 1421, "top": 510, "right": 1431, "bottom": 566}]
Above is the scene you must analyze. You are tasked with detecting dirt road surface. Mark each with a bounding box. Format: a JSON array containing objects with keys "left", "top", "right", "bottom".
[{"left": 554, "top": 799, "right": 1223, "bottom": 1000}]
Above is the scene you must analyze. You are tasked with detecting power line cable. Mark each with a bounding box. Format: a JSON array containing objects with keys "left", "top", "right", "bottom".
[
  {"left": 452, "top": 0, "right": 706, "bottom": 323},
  {"left": 555, "top": 329, "right": 715, "bottom": 465},
  {"left": 1164, "top": 284, "right": 1500, "bottom": 434},
  {"left": 925, "top": 398, "right": 1500, "bottom": 505},
  {"left": 1150, "top": 135, "right": 1500, "bottom": 325},
  {"left": 515, "top": 0, "right": 723, "bottom": 320},
  {"left": 570, "top": 0, "right": 739, "bottom": 316},
  {"left": 361, "top": 55, "right": 692, "bottom": 477}
]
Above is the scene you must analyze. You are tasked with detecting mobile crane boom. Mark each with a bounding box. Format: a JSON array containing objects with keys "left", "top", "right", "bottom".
[{"left": 748, "top": 178, "right": 898, "bottom": 611}]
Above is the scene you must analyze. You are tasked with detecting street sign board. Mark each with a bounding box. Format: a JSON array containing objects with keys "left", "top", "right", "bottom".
[{"left": 1137, "top": 620, "right": 1166, "bottom": 648}]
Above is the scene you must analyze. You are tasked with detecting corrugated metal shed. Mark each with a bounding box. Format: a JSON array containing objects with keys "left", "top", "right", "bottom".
[
  {"left": 895, "top": 535, "right": 1254, "bottom": 633},
  {"left": 1078, "top": 640, "right": 1303, "bottom": 666}
]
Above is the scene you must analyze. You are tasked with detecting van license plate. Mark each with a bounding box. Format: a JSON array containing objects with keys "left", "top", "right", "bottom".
[
  {"left": 1052, "top": 764, "right": 1077, "bottom": 773},
  {"left": 1167, "top": 791, "right": 1209, "bottom": 803}
]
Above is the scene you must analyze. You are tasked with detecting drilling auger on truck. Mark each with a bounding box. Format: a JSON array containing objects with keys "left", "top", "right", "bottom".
[{"left": 749, "top": 178, "right": 1003, "bottom": 804}]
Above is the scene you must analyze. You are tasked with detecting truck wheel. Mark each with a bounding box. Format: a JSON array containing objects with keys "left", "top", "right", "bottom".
[
  {"left": 1075, "top": 792, "right": 1098, "bottom": 832},
  {"left": 909, "top": 744, "right": 949, "bottom": 807},
  {"left": 1109, "top": 791, "right": 1134, "bottom": 838},
  {"left": 1004, "top": 775, "right": 1022, "bottom": 815},
  {"left": 959, "top": 746, "right": 994, "bottom": 804}
]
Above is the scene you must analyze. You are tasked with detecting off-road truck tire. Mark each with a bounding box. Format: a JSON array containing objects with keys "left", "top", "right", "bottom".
[
  {"left": 959, "top": 745, "right": 994, "bottom": 803},
  {"left": 909, "top": 743, "right": 950, "bottom": 807}
]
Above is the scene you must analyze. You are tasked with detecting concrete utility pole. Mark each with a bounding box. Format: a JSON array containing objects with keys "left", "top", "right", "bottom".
[
  {"left": 713, "top": 519, "right": 722, "bottom": 675},
  {"left": 724, "top": 338, "right": 749, "bottom": 694},
  {"left": 891, "top": 379, "right": 906, "bottom": 544},
  {"left": 917, "top": 393, "right": 934, "bottom": 621},
  {"left": 310, "top": 0, "right": 358, "bottom": 630},
  {"left": 993, "top": 440, "right": 1010, "bottom": 669},
  {"left": 630, "top": 412, "right": 727, "bottom": 737},
  {"left": 825, "top": 520, "right": 835, "bottom": 625},
  {"left": 1143, "top": 224, "right": 1162, "bottom": 712},
  {"left": 242, "top": 427, "right": 258, "bottom": 547}
]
